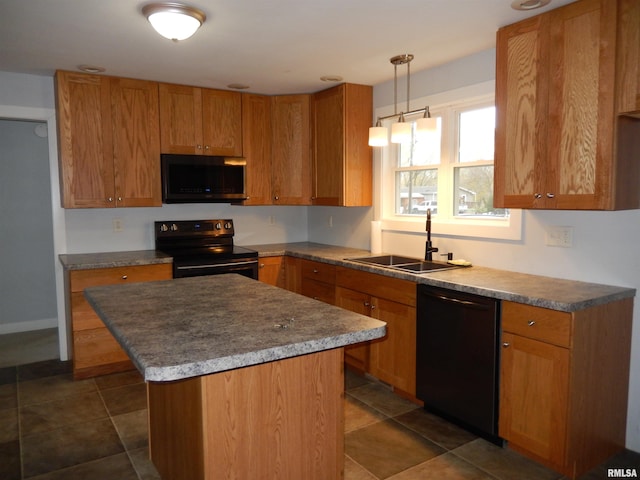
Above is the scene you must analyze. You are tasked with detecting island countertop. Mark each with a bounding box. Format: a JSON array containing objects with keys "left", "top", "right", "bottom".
[{"left": 84, "top": 274, "right": 386, "bottom": 382}]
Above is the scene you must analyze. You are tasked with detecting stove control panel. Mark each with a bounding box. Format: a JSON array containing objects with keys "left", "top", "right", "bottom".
[{"left": 155, "top": 219, "right": 235, "bottom": 237}]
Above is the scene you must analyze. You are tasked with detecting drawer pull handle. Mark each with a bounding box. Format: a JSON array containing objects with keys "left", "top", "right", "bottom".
[
  {"left": 527, "top": 320, "right": 536, "bottom": 326},
  {"left": 503, "top": 342, "right": 510, "bottom": 348},
  {"left": 121, "top": 275, "right": 128, "bottom": 280}
]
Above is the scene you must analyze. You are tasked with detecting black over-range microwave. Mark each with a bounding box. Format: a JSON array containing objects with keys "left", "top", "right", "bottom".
[{"left": 161, "top": 154, "right": 247, "bottom": 203}]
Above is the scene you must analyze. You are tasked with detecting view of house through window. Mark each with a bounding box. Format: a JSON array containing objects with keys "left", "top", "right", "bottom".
[{"left": 392, "top": 100, "right": 507, "bottom": 220}]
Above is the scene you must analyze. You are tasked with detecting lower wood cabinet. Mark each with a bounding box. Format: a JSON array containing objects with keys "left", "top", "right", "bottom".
[
  {"left": 335, "top": 266, "right": 417, "bottom": 396},
  {"left": 499, "top": 299, "right": 633, "bottom": 478},
  {"left": 66, "top": 263, "right": 172, "bottom": 379},
  {"left": 299, "top": 259, "right": 336, "bottom": 304},
  {"left": 257, "top": 256, "right": 285, "bottom": 288}
]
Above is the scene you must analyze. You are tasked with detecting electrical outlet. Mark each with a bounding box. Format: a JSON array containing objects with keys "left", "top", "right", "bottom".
[
  {"left": 545, "top": 226, "right": 573, "bottom": 247},
  {"left": 112, "top": 218, "right": 123, "bottom": 233},
  {"left": 268, "top": 215, "right": 276, "bottom": 226},
  {"left": 328, "top": 216, "right": 333, "bottom": 228}
]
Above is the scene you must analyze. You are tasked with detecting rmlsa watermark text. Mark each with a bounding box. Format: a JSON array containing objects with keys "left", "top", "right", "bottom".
[{"left": 608, "top": 468, "right": 638, "bottom": 478}]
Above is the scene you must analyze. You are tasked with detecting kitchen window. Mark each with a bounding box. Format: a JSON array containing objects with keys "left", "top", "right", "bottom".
[{"left": 378, "top": 89, "right": 521, "bottom": 240}]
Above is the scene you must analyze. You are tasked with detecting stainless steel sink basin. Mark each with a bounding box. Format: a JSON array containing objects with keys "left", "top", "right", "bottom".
[
  {"left": 346, "top": 255, "right": 422, "bottom": 266},
  {"left": 346, "top": 255, "right": 460, "bottom": 273}
]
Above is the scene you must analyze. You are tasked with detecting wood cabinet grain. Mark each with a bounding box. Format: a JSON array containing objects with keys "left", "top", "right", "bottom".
[
  {"left": 67, "top": 264, "right": 172, "bottom": 379},
  {"left": 312, "top": 83, "right": 373, "bottom": 206},
  {"left": 494, "top": 0, "right": 640, "bottom": 210},
  {"left": 158, "top": 83, "right": 242, "bottom": 156},
  {"left": 499, "top": 299, "right": 633, "bottom": 478}
]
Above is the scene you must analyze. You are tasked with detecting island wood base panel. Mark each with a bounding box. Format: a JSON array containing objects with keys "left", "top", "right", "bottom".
[{"left": 148, "top": 348, "right": 345, "bottom": 480}]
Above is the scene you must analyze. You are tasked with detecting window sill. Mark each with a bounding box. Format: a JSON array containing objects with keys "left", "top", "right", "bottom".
[{"left": 381, "top": 210, "right": 522, "bottom": 240}]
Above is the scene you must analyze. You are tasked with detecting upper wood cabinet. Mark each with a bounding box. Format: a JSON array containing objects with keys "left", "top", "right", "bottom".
[
  {"left": 312, "top": 83, "right": 373, "bottom": 206},
  {"left": 242, "top": 93, "right": 273, "bottom": 205},
  {"left": 158, "top": 83, "right": 242, "bottom": 156},
  {"left": 55, "top": 71, "right": 161, "bottom": 208},
  {"left": 494, "top": 0, "right": 640, "bottom": 210},
  {"left": 270, "top": 94, "right": 312, "bottom": 205}
]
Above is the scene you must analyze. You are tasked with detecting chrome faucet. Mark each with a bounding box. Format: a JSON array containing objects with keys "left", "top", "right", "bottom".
[{"left": 425, "top": 209, "right": 438, "bottom": 261}]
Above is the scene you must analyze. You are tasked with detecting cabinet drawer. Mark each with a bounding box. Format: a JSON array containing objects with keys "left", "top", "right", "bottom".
[
  {"left": 301, "top": 278, "right": 335, "bottom": 304},
  {"left": 300, "top": 259, "right": 336, "bottom": 284},
  {"left": 70, "top": 264, "right": 172, "bottom": 292},
  {"left": 502, "top": 301, "right": 572, "bottom": 347},
  {"left": 336, "top": 266, "right": 416, "bottom": 307}
]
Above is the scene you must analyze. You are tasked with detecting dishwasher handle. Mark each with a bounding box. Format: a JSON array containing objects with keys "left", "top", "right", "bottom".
[{"left": 423, "top": 292, "right": 492, "bottom": 311}]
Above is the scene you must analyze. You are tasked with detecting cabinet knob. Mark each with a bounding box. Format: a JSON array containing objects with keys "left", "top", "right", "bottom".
[
  {"left": 121, "top": 275, "right": 128, "bottom": 280},
  {"left": 546, "top": 193, "right": 555, "bottom": 198},
  {"left": 534, "top": 193, "right": 542, "bottom": 199},
  {"left": 197, "top": 144, "right": 202, "bottom": 150},
  {"left": 370, "top": 304, "right": 376, "bottom": 310},
  {"left": 313, "top": 269, "right": 319, "bottom": 274},
  {"left": 259, "top": 263, "right": 265, "bottom": 268},
  {"left": 117, "top": 196, "right": 122, "bottom": 202},
  {"left": 274, "top": 196, "right": 279, "bottom": 200},
  {"left": 364, "top": 301, "right": 370, "bottom": 307},
  {"left": 108, "top": 197, "right": 113, "bottom": 202},
  {"left": 502, "top": 342, "right": 510, "bottom": 348},
  {"left": 527, "top": 320, "right": 536, "bottom": 326},
  {"left": 205, "top": 145, "right": 210, "bottom": 150}
]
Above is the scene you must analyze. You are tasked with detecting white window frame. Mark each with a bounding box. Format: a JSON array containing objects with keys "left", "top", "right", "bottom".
[{"left": 375, "top": 81, "right": 522, "bottom": 241}]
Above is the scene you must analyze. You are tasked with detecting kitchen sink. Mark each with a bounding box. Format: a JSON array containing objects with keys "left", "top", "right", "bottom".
[
  {"left": 346, "top": 255, "right": 460, "bottom": 273},
  {"left": 393, "top": 261, "right": 458, "bottom": 273},
  {"left": 346, "top": 255, "right": 422, "bottom": 266}
]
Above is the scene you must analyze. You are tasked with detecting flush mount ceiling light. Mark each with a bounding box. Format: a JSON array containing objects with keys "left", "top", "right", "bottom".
[
  {"left": 142, "top": 2, "right": 206, "bottom": 41},
  {"left": 368, "top": 54, "right": 436, "bottom": 147},
  {"left": 511, "top": 0, "right": 551, "bottom": 10}
]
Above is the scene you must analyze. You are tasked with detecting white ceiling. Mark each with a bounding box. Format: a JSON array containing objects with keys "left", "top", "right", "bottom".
[{"left": 0, "top": 0, "right": 576, "bottom": 95}]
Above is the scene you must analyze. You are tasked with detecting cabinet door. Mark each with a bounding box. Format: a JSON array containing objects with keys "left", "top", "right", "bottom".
[
  {"left": 499, "top": 332, "right": 569, "bottom": 468},
  {"left": 335, "top": 286, "right": 371, "bottom": 373},
  {"left": 271, "top": 95, "right": 312, "bottom": 205},
  {"left": 369, "top": 297, "right": 416, "bottom": 395},
  {"left": 494, "top": 15, "right": 550, "bottom": 209},
  {"left": 201, "top": 88, "right": 242, "bottom": 156},
  {"left": 56, "top": 71, "right": 115, "bottom": 208},
  {"left": 313, "top": 84, "right": 373, "bottom": 206},
  {"left": 158, "top": 83, "right": 203, "bottom": 154},
  {"left": 546, "top": 0, "right": 615, "bottom": 209},
  {"left": 111, "top": 78, "right": 162, "bottom": 207},
  {"left": 313, "top": 85, "right": 344, "bottom": 206},
  {"left": 242, "top": 93, "right": 273, "bottom": 205},
  {"left": 258, "top": 256, "right": 284, "bottom": 287}
]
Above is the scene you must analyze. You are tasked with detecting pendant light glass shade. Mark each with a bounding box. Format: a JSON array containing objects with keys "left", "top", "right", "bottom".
[
  {"left": 391, "top": 116, "right": 411, "bottom": 144},
  {"left": 416, "top": 116, "right": 438, "bottom": 136},
  {"left": 368, "top": 125, "right": 389, "bottom": 147},
  {"left": 143, "top": 3, "right": 206, "bottom": 41}
]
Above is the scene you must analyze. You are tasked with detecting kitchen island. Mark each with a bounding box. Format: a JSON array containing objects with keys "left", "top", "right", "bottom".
[{"left": 84, "top": 274, "right": 386, "bottom": 480}]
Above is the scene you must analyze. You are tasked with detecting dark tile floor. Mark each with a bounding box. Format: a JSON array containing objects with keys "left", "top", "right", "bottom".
[{"left": 1, "top": 359, "right": 638, "bottom": 479}]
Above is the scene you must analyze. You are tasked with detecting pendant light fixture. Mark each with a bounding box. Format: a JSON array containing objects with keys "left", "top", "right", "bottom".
[
  {"left": 369, "top": 54, "right": 435, "bottom": 147},
  {"left": 143, "top": 3, "right": 206, "bottom": 41}
]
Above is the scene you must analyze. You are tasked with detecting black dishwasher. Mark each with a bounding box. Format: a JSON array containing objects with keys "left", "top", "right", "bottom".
[{"left": 416, "top": 284, "right": 502, "bottom": 445}]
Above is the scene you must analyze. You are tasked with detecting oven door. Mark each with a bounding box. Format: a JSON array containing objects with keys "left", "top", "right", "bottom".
[{"left": 173, "top": 257, "right": 258, "bottom": 280}]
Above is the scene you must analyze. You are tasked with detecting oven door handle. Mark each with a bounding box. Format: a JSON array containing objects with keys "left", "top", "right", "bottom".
[{"left": 175, "top": 260, "right": 258, "bottom": 271}]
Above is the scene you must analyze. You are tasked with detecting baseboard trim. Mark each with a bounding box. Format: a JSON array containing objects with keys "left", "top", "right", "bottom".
[{"left": 0, "top": 318, "right": 57, "bottom": 335}]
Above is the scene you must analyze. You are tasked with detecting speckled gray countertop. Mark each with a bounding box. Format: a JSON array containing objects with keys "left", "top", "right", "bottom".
[
  {"left": 59, "top": 250, "right": 172, "bottom": 270},
  {"left": 246, "top": 242, "right": 635, "bottom": 312},
  {"left": 62, "top": 242, "right": 635, "bottom": 313},
  {"left": 84, "top": 274, "right": 386, "bottom": 382}
]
